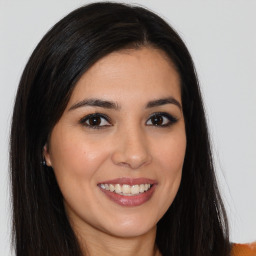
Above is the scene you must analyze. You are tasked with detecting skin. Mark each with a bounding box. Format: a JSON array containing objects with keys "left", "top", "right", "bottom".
[{"left": 44, "top": 47, "right": 186, "bottom": 256}]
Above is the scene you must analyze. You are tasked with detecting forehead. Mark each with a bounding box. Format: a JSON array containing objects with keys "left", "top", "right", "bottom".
[{"left": 67, "top": 47, "right": 181, "bottom": 108}]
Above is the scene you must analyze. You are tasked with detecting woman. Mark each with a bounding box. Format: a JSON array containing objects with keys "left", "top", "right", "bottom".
[{"left": 10, "top": 2, "right": 254, "bottom": 256}]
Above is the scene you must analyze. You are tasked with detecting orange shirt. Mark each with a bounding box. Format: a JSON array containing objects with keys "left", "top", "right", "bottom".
[{"left": 231, "top": 242, "right": 256, "bottom": 256}]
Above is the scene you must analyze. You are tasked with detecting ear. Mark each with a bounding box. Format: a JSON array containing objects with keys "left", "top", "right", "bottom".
[{"left": 43, "top": 144, "right": 52, "bottom": 167}]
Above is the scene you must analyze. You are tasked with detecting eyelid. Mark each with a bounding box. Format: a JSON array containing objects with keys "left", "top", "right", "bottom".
[
  {"left": 79, "top": 112, "right": 178, "bottom": 129},
  {"left": 79, "top": 113, "right": 112, "bottom": 128},
  {"left": 146, "top": 112, "right": 178, "bottom": 127}
]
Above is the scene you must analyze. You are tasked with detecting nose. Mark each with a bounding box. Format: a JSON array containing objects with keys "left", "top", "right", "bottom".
[{"left": 111, "top": 126, "right": 152, "bottom": 169}]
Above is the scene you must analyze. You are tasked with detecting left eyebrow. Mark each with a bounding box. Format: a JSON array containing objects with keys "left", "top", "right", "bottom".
[{"left": 146, "top": 97, "right": 182, "bottom": 110}]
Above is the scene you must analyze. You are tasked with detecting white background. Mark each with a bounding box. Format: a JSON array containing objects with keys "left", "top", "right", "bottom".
[{"left": 1, "top": 0, "right": 255, "bottom": 255}]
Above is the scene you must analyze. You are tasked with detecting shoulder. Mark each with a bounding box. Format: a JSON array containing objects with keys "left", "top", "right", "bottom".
[{"left": 231, "top": 242, "right": 256, "bottom": 256}]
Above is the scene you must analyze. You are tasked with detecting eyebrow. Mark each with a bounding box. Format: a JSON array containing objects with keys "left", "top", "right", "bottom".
[
  {"left": 68, "top": 97, "right": 182, "bottom": 111},
  {"left": 146, "top": 97, "right": 182, "bottom": 110},
  {"left": 68, "top": 99, "right": 120, "bottom": 111}
]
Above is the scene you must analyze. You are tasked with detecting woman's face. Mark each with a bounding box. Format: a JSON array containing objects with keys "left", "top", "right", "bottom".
[{"left": 44, "top": 47, "right": 186, "bottom": 238}]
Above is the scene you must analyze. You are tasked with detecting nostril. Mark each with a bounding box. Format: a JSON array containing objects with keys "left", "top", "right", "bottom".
[
  {"left": 111, "top": 150, "right": 152, "bottom": 169},
  {"left": 111, "top": 130, "right": 152, "bottom": 169}
]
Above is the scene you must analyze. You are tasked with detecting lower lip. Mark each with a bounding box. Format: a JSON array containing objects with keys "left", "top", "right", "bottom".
[{"left": 99, "top": 185, "right": 156, "bottom": 207}]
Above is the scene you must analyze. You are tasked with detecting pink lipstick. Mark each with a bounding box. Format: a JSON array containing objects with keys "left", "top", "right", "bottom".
[{"left": 98, "top": 177, "right": 157, "bottom": 207}]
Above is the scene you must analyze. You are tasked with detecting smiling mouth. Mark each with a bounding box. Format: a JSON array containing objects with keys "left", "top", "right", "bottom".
[
  {"left": 99, "top": 183, "right": 152, "bottom": 196},
  {"left": 98, "top": 177, "right": 157, "bottom": 206}
]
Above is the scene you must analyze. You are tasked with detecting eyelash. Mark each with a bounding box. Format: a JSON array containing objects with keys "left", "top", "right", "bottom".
[
  {"left": 80, "top": 112, "right": 178, "bottom": 129},
  {"left": 80, "top": 113, "right": 112, "bottom": 129},
  {"left": 146, "top": 112, "right": 178, "bottom": 127}
]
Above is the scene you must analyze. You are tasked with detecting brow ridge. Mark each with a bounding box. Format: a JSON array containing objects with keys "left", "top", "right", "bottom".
[
  {"left": 146, "top": 97, "right": 182, "bottom": 110},
  {"left": 69, "top": 97, "right": 181, "bottom": 111},
  {"left": 69, "top": 99, "right": 120, "bottom": 111}
]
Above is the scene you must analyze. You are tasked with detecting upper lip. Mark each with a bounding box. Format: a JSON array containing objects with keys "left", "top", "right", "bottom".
[{"left": 98, "top": 177, "right": 157, "bottom": 186}]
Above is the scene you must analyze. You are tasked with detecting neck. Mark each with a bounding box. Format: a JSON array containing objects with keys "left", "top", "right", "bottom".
[{"left": 74, "top": 223, "right": 161, "bottom": 256}]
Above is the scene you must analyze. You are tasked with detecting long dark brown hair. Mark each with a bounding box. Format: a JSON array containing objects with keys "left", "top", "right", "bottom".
[{"left": 10, "top": 2, "right": 230, "bottom": 256}]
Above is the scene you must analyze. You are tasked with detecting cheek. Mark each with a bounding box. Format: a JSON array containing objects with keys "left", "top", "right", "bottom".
[
  {"left": 50, "top": 130, "right": 107, "bottom": 174},
  {"left": 153, "top": 130, "right": 186, "bottom": 211},
  {"left": 155, "top": 129, "right": 186, "bottom": 174},
  {"left": 48, "top": 129, "right": 111, "bottom": 203},
  {"left": 48, "top": 131, "right": 110, "bottom": 215}
]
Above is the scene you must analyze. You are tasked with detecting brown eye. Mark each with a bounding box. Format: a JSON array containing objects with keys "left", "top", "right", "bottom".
[
  {"left": 88, "top": 116, "right": 102, "bottom": 126},
  {"left": 151, "top": 115, "right": 164, "bottom": 126},
  {"left": 146, "top": 113, "right": 178, "bottom": 127},
  {"left": 81, "top": 113, "right": 111, "bottom": 128}
]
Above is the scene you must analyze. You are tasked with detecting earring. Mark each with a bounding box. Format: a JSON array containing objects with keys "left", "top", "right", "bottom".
[{"left": 41, "top": 159, "right": 47, "bottom": 166}]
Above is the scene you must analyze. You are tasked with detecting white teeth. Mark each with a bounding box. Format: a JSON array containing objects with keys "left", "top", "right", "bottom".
[
  {"left": 100, "top": 183, "right": 152, "bottom": 196},
  {"left": 131, "top": 185, "right": 139, "bottom": 195},
  {"left": 122, "top": 184, "right": 131, "bottom": 194},
  {"left": 109, "top": 184, "right": 115, "bottom": 192},
  {"left": 114, "top": 184, "right": 122, "bottom": 193},
  {"left": 139, "top": 184, "right": 145, "bottom": 193}
]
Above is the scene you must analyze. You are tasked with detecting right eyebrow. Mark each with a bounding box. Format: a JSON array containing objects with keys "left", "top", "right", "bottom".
[{"left": 68, "top": 98, "right": 120, "bottom": 111}]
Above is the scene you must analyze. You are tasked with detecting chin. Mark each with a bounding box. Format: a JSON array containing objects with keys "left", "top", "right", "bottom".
[{"left": 101, "top": 214, "right": 158, "bottom": 238}]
